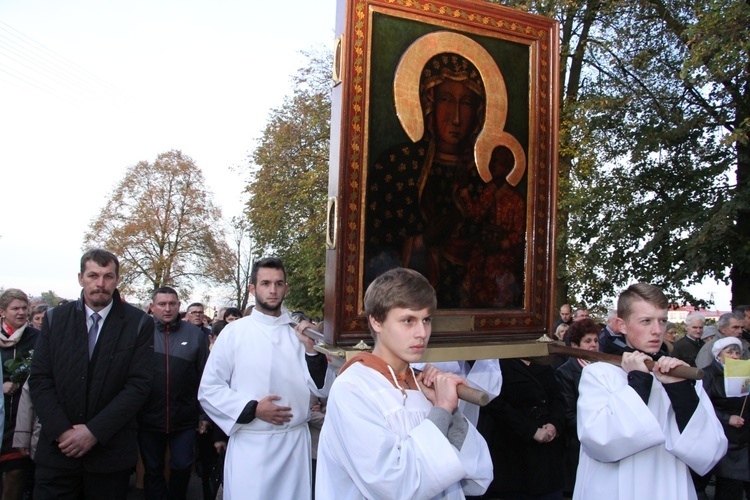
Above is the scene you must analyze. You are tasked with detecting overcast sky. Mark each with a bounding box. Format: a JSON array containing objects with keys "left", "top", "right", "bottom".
[
  {"left": 0, "top": 0, "right": 732, "bottom": 311},
  {"left": 0, "top": 0, "right": 336, "bottom": 304}
]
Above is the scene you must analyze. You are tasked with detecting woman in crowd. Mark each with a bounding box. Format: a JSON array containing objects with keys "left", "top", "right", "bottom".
[
  {"left": 29, "top": 304, "right": 47, "bottom": 330},
  {"left": 555, "top": 318, "right": 600, "bottom": 497},
  {"left": 554, "top": 323, "right": 569, "bottom": 343},
  {"left": 223, "top": 307, "right": 242, "bottom": 322},
  {"left": 664, "top": 321, "right": 677, "bottom": 354},
  {"left": 477, "top": 355, "right": 565, "bottom": 499},
  {"left": 551, "top": 323, "right": 572, "bottom": 369},
  {"left": 702, "top": 337, "right": 750, "bottom": 499},
  {"left": 0, "top": 289, "right": 39, "bottom": 500}
]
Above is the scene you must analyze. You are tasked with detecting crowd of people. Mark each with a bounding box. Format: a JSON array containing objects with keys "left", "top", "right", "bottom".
[{"left": 0, "top": 249, "right": 748, "bottom": 499}]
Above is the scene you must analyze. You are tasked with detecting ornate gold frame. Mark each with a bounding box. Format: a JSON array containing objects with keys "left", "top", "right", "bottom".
[{"left": 324, "top": 0, "right": 560, "bottom": 346}]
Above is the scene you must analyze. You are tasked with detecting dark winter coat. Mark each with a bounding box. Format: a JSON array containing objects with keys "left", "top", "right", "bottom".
[
  {"left": 702, "top": 360, "right": 750, "bottom": 481},
  {"left": 1, "top": 324, "right": 39, "bottom": 455},
  {"left": 29, "top": 290, "right": 154, "bottom": 472},
  {"left": 671, "top": 335, "right": 704, "bottom": 367},
  {"left": 477, "top": 359, "right": 566, "bottom": 496}
]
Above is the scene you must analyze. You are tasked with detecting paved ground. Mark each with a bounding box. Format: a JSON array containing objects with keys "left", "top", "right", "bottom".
[
  {"left": 125, "top": 470, "right": 714, "bottom": 500},
  {"left": 127, "top": 470, "right": 222, "bottom": 500}
]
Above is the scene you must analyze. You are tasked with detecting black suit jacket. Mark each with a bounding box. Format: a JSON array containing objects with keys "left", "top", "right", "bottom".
[{"left": 29, "top": 289, "right": 154, "bottom": 472}]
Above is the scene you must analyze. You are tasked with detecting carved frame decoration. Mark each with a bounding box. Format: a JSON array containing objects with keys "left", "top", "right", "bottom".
[{"left": 324, "top": 0, "right": 560, "bottom": 346}]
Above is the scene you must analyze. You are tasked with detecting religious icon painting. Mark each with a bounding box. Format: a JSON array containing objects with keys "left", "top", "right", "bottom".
[{"left": 324, "top": 0, "right": 560, "bottom": 346}]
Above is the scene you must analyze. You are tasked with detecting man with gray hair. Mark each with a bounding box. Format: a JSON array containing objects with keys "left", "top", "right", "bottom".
[
  {"left": 671, "top": 314, "right": 705, "bottom": 367},
  {"left": 573, "top": 308, "right": 590, "bottom": 321},
  {"left": 185, "top": 302, "right": 211, "bottom": 337},
  {"left": 695, "top": 312, "right": 749, "bottom": 369},
  {"left": 599, "top": 309, "right": 626, "bottom": 355}
]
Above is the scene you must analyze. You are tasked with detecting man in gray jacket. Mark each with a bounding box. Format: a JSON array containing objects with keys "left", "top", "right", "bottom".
[
  {"left": 696, "top": 312, "right": 749, "bottom": 368},
  {"left": 138, "top": 286, "right": 209, "bottom": 500}
]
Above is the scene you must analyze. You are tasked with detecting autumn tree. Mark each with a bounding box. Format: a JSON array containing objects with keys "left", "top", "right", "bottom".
[
  {"left": 244, "top": 49, "right": 331, "bottom": 317},
  {"left": 84, "top": 150, "right": 231, "bottom": 299},
  {"left": 225, "top": 216, "right": 255, "bottom": 311}
]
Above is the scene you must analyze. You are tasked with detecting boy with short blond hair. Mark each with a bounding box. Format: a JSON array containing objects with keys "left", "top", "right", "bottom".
[
  {"left": 574, "top": 283, "right": 727, "bottom": 499},
  {"left": 316, "top": 268, "right": 492, "bottom": 499}
]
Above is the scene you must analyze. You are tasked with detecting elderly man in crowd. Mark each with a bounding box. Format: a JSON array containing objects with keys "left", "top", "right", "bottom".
[
  {"left": 599, "top": 309, "right": 626, "bottom": 355},
  {"left": 671, "top": 314, "right": 706, "bottom": 367},
  {"left": 696, "top": 312, "right": 749, "bottom": 369},
  {"left": 573, "top": 308, "right": 590, "bottom": 321}
]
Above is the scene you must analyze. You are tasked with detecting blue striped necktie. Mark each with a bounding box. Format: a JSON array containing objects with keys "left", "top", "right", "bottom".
[{"left": 88, "top": 312, "right": 101, "bottom": 359}]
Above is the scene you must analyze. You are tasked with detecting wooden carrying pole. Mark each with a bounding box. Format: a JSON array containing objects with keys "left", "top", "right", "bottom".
[
  {"left": 290, "top": 320, "right": 491, "bottom": 406},
  {"left": 411, "top": 369, "right": 490, "bottom": 407},
  {"left": 548, "top": 344, "right": 704, "bottom": 380}
]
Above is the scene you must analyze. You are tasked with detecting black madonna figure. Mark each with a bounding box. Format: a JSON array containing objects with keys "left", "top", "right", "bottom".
[{"left": 365, "top": 42, "right": 527, "bottom": 309}]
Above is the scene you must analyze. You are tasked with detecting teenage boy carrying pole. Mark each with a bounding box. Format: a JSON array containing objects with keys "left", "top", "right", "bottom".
[{"left": 316, "top": 268, "right": 492, "bottom": 499}]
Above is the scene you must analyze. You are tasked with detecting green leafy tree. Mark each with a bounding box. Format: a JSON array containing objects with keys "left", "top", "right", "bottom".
[
  {"left": 490, "top": 0, "right": 616, "bottom": 307},
  {"left": 84, "top": 150, "right": 232, "bottom": 299},
  {"left": 40, "top": 290, "right": 64, "bottom": 307},
  {"left": 566, "top": 0, "right": 750, "bottom": 306},
  {"left": 244, "top": 49, "right": 332, "bottom": 317},
  {"left": 494, "top": 0, "right": 749, "bottom": 308}
]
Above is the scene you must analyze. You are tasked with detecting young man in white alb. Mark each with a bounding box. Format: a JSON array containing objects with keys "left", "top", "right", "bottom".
[
  {"left": 574, "top": 283, "right": 727, "bottom": 499},
  {"left": 199, "top": 258, "right": 332, "bottom": 500},
  {"left": 316, "top": 267, "right": 492, "bottom": 499}
]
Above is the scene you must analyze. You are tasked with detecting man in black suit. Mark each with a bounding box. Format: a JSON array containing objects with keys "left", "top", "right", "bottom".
[{"left": 29, "top": 249, "right": 154, "bottom": 499}]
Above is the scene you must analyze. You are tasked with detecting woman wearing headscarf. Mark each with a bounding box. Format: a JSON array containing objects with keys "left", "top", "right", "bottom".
[{"left": 702, "top": 337, "right": 750, "bottom": 499}]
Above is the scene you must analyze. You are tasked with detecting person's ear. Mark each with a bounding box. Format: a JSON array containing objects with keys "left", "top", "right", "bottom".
[
  {"left": 616, "top": 317, "right": 627, "bottom": 335},
  {"left": 368, "top": 315, "right": 381, "bottom": 336}
]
